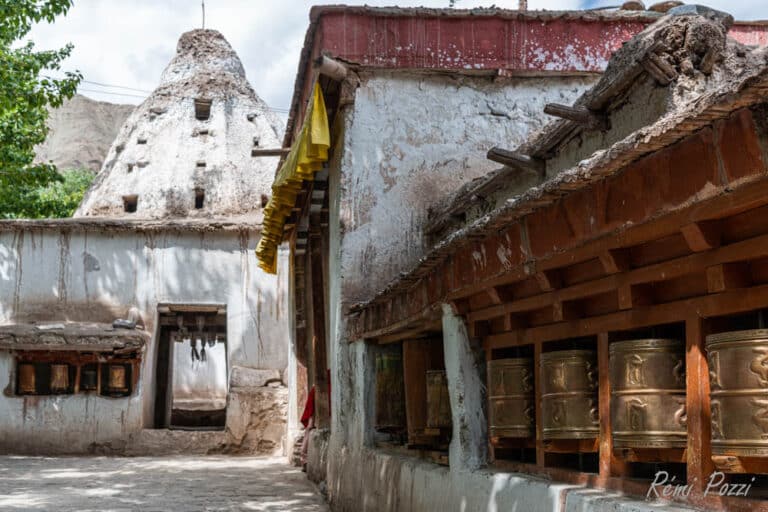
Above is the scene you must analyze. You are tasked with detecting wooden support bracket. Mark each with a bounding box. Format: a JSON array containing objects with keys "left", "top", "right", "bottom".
[
  {"left": 487, "top": 148, "right": 545, "bottom": 177},
  {"left": 681, "top": 221, "right": 721, "bottom": 252},
  {"left": 544, "top": 103, "right": 609, "bottom": 130},
  {"left": 598, "top": 249, "right": 631, "bottom": 275},
  {"left": 706, "top": 263, "right": 751, "bottom": 293},
  {"left": 642, "top": 52, "right": 678, "bottom": 85},
  {"left": 314, "top": 55, "right": 349, "bottom": 82},
  {"left": 251, "top": 147, "right": 291, "bottom": 157}
]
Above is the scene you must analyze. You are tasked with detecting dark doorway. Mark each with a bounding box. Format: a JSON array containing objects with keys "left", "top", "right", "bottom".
[{"left": 154, "top": 306, "right": 227, "bottom": 430}]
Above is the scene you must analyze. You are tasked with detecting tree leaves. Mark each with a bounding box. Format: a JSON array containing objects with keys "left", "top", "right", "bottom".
[{"left": 0, "top": 0, "right": 82, "bottom": 218}]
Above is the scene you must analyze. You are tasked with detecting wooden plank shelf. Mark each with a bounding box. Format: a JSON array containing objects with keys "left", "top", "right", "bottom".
[
  {"left": 712, "top": 455, "right": 768, "bottom": 475},
  {"left": 543, "top": 438, "right": 599, "bottom": 453},
  {"left": 617, "top": 447, "right": 687, "bottom": 464}
]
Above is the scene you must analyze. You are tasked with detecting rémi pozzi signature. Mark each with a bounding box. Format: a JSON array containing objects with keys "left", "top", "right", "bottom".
[{"left": 647, "top": 471, "right": 755, "bottom": 499}]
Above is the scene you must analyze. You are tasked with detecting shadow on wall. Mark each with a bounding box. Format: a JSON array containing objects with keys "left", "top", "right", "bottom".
[{"left": 0, "top": 228, "right": 283, "bottom": 369}]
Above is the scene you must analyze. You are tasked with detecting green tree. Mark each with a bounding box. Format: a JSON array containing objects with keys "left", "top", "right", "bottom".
[
  {"left": 0, "top": 0, "right": 82, "bottom": 218},
  {"left": 12, "top": 168, "right": 93, "bottom": 218}
]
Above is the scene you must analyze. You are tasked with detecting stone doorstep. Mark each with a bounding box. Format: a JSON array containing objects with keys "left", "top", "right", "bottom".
[{"left": 124, "top": 429, "right": 229, "bottom": 456}]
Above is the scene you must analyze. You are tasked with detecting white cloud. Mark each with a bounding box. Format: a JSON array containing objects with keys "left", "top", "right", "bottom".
[{"left": 28, "top": 0, "right": 768, "bottom": 111}]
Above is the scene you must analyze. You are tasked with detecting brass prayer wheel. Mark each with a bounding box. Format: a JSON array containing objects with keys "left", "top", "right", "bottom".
[
  {"left": 18, "top": 363, "right": 36, "bottom": 394},
  {"left": 108, "top": 365, "right": 128, "bottom": 392},
  {"left": 50, "top": 364, "right": 69, "bottom": 392},
  {"left": 707, "top": 329, "right": 768, "bottom": 456},
  {"left": 81, "top": 367, "right": 98, "bottom": 390},
  {"left": 426, "top": 370, "right": 451, "bottom": 429},
  {"left": 541, "top": 350, "right": 598, "bottom": 440},
  {"left": 610, "top": 339, "right": 687, "bottom": 449},
  {"left": 488, "top": 358, "right": 534, "bottom": 438}
]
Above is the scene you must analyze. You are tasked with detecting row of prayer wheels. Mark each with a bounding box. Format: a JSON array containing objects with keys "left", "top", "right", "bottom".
[
  {"left": 17, "top": 362, "right": 129, "bottom": 395},
  {"left": 488, "top": 330, "right": 768, "bottom": 455}
]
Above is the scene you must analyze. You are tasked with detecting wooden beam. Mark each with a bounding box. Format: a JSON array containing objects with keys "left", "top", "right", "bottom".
[
  {"left": 552, "top": 301, "right": 580, "bottom": 322},
  {"left": 681, "top": 221, "right": 721, "bottom": 252},
  {"left": 486, "top": 148, "right": 545, "bottom": 176},
  {"left": 544, "top": 103, "right": 608, "bottom": 130},
  {"left": 598, "top": 249, "right": 631, "bottom": 275},
  {"left": 642, "top": 52, "right": 678, "bottom": 85},
  {"left": 314, "top": 55, "right": 348, "bottom": 81},
  {"left": 251, "top": 148, "right": 291, "bottom": 157},
  {"left": 617, "top": 283, "right": 652, "bottom": 311},
  {"left": 534, "top": 270, "right": 561, "bottom": 292},
  {"left": 706, "top": 262, "right": 750, "bottom": 293}
]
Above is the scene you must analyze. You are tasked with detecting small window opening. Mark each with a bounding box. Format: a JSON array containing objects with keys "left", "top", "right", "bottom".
[
  {"left": 127, "top": 163, "right": 134, "bottom": 173},
  {"left": 194, "top": 98, "right": 212, "bottom": 120},
  {"left": 253, "top": 137, "right": 260, "bottom": 148},
  {"left": 196, "top": 161, "right": 206, "bottom": 168},
  {"left": 195, "top": 189, "right": 205, "bottom": 209},
  {"left": 197, "top": 129, "right": 209, "bottom": 136},
  {"left": 261, "top": 194, "right": 269, "bottom": 208},
  {"left": 123, "top": 195, "right": 138, "bottom": 213},
  {"left": 137, "top": 137, "right": 147, "bottom": 145}
]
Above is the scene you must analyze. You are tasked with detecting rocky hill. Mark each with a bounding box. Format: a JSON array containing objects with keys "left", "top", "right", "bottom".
[{"left": 35, "top": 94, "right": 134, "bottom": 172}]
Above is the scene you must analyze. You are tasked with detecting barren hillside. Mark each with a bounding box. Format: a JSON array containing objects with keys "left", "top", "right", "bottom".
[{"left": 35, "top": 94, "right": 134, "bottom": 172}]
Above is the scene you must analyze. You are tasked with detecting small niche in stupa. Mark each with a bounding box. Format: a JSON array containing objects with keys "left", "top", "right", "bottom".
[
  {"left": 123, "top": 195, "right": 138, "bottom": 213},
  {"left": 194, "top": 98, "right": 212, "bottom": 120}
]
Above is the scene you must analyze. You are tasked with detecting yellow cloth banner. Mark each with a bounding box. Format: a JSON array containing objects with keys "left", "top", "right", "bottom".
[{"left": 256, "top": 83, "right": 330, "bottom": 274}]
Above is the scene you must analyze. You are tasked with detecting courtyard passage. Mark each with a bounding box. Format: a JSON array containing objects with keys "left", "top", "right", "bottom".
[{"left": 0, "top": 455, "right": 329, "bottom": 511}]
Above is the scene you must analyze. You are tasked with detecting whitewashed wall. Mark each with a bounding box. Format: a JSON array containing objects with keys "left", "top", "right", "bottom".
[
  {"left": 0, "top": 225, "right": 289, "bottom": 453},
  {"left": 338, "top": 72, "right": 597, "bottom": 304}
]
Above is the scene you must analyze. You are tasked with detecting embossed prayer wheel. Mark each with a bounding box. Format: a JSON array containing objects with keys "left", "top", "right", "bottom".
[
  {"left": 488, "top": 358, "right": 534, "bottom": 438},
  {"left": 80, "top": 367, "right": 98, "bottom": 390},
  {"left": 50, "top": 364, "right": 69, "bottom": 392},
  {"left": 707, "top": 329, "right": 768, "bottom": 456},
  {"left": 541, "top": 350, "right": 598, "bottom": 440},
  {"left": 107, "top": 365, "right": 128, "bottom": 392},
  {"left": 610, "top": 339, "right": 687, "bottom": 449},
  {"left": 426, "top": 370, "right": 452, "bottom": 429},
  {"left": 375, "top": 352, "right": 406, "bottom": 429},
  {"left": 18, "top": 363, "right": 36, "bottom": 394}
]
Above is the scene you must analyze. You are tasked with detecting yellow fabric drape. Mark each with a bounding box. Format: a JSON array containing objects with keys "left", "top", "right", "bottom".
[{"left": 256, "top": 83, "right": 330, "bottom": 274}]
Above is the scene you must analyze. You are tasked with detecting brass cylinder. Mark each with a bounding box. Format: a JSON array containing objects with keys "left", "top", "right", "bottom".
[
  {"left": 50, "top": 364, "right": 69, "bottom": 392},
  {"left": 18, "top": 363, "right": 36, "bottom": 394},
  {"left": 541, "top": 350, "right": 598, "bottom": 440},
  {"left": 610, "top": 339, "right": 687, "bottom": 449},
  {"left": 108, "top": 365, "right": 128, "bottom": 392},
  {"left": 707, "top": 329, "right": 768, "bottom": 456},
  {"left": 488, "top": 358, "right": 534, "bottom": 438},
  {"left": 81, "top": 368, "right": 97, "bottom": 390},
  {"left": 426, "top": 370, "right": 451, "bottom": 429}
]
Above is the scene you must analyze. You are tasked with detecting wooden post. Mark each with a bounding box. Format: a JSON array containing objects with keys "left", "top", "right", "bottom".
[
  {"left": 686, "top": 316, "right": 713, "bottom": 494},
  {"left": 310, "top": 232, "right": 330, "bottom": 428},
  {"left": 486, "top": 348, "right": 496, "bottom": 463},
  {"left": 534, "top": 342, "right": 545, "bottom": 466},
  {"left": 598, "top": 333, "right": 625, "bottom": 480}
]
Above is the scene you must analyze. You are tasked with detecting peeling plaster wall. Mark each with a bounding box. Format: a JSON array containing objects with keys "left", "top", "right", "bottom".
[
  {"left": 338, "top": 72, "right": 596, "bottom": 304},
  {"left": 315, "top": 71, "right": 701, "bottom": 512},
  {"left": 0, "top": 226, "right": 289, "bottom": 454}
]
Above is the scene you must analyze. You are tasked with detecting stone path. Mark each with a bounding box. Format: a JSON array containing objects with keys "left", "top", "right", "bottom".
[{"left": 0, "top": 456, "right": 329, "bottom": 511}]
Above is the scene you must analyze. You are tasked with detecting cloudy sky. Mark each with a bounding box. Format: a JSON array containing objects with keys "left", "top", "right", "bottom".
[{"left": 29, "top": 0, "right": 768, "bottom": 114}]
